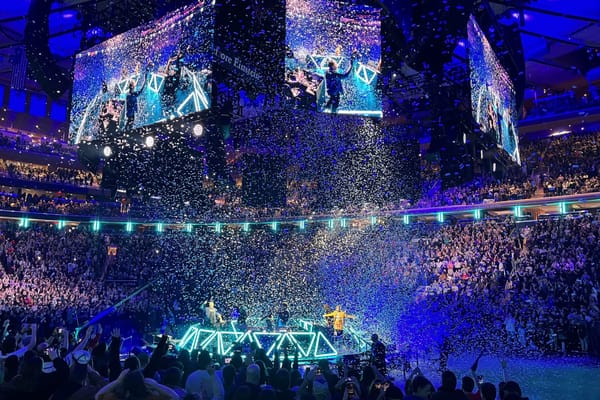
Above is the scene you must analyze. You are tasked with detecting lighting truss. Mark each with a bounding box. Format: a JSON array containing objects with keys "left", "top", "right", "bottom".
[{"left": 178, "top": 324, "right": 339, "bottom": 360}]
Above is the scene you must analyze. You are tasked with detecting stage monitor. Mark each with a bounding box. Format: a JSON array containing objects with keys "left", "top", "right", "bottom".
[
  {"left": 69, "top": 1, "right": 214, "bottom": 144},
  {"left": 468, "top": 15, "right": 520, "bottom": 165},
  {"left": 285, "top": 0, "right": 382, "bottom": 117}
]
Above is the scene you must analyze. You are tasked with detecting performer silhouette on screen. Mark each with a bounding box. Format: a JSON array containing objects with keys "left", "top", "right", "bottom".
[
  {"left": 161, "top": 49, "right": 185, "bottom": 118},
  {"left": 324, "top": 51, "right": 357, "bottom": 113},
  {"left": 124, "top": 67, "right": 149, "bottom": 131}
]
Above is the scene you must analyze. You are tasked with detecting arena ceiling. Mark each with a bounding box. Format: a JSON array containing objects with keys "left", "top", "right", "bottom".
[{"left": 0, "top": 0, "right": 599, "bottom": 98}]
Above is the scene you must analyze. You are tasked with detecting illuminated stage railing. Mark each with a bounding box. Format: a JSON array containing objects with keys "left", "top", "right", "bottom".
[{"left": 177, "top": 319, "right": 368, "bottom": 360}]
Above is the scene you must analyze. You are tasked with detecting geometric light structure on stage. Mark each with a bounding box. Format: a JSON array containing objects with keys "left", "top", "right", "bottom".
[
  {"left": 306, "top": 54, "right": 377, "bottom": 86},
  {"left": 148, "top": 73, "right": 165, "bottom": 93},
  {"left": 176, "top": 67, "right": 210, "bottom": 117},
  {"left": 355, "top": 62, "right": 378, "bottom": 85},
  {"left": 344, "top": 325, "right": 370, "bottom": 353},
  {"left": 117, "top": 74, "right": 141, "bottom": 94},
  {"left": 308, "top": 54, "right": 345, "bottom": 70},
  {"left": 178, "top": 323, "right": 339, "bottom": 360}
]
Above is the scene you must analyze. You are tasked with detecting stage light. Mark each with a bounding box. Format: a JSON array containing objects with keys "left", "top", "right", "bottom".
[
  {"left": 144, "top": 135, "right": 155, "bottom": 148},
  {"left": 92, "top": 220, "right": 101, "bottom": 231},
  {"left": 514, "top": 206, "right": 523, "bottom": 218},
  {"left": 437, "top": 212, "right": 445, "bottom": 223},
  {"left": 102, "top": 146, "right": 112, "bottom": 158},
  {"left": 193, "top": 124, "right": 204, "bottom": 137},
  {"left": 323, "top": 109, "right": 383, "bottom": 117},
  {"left": 370, "top": 216, "right": 377, "bottom": 226},
  {"left": 126, "top": 221, "right": 133, "bottom": 232},
  {"left": 215, "top": 222, "right": 222, "bottom": 233},
  {"left": 559, "top": 202, "right": 568, "bottom": 215},
  {"left": 271, "top": 221, "right": 278, "bottom": 232},
  {"left": 550, "top": 130, "right": 571, "bottom": 137},
  {"left": 156, "top": 223, "right": 164, "bottom": 233},
  {"left": 185, "top": 223, "right": 193, "bottom": 233},
  {"left": 403, "top": 215, "right": 410, "bottom": 225},
  {"left": 242, "top": 222, "right": 250, "bottom": 232},
  {"left": 328, "top": 219, "right": 334, "bottom": 230},
  {"left": 299, "top": 220, "right": 306, "bottom": 230},
  {"left": 57, "top": 220, "right": 66, "bottom": 229},
  {"left": 474, "top": 209, "right": 482, "bottom": 220},
  {"left": 340, "top": 218, "right": 347, "bottom": 228},
  {"left": 18, "top": 217, "right": 30, "bottom": 228}
]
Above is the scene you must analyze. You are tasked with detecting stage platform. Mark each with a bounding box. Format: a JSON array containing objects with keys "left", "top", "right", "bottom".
[{"left": 177, "top": 319, "right": 370, "bottom": 361}]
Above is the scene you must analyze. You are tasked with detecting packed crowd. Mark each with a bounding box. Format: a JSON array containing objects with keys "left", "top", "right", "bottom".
[
  {"left": 0, "top": 211, "right": 598, "bottom": 355},
  {"left": 403, "top": 216, "right": 600, "bottom": 357},
  {"left": 0, "top": 320, "right": 529, "bottom": 400},
  {"left": 417, "top": 129, "right": 600, "bottom": 207},
  {"left": 522, "top": 88, "right": 600, "bottom": 120},
  {"left": 415, "top": 177, "right": 536, "bottom": 208},
  {"left": 0, "top": 208, "right": 598, "bottom": 398},
  {"left": 0, "top": 226, "right": 154, "bottom": 333},
  {"left": 0, "top": 124, "right": 598, "bottom": 220},
  {"left": 0, "top": 130, "right": 73, "bottom": 158},
  {"left": 0, "top": 160, "right": 100, "bottom": 188},
  {"left": 521, "top": 130, "right": 600, "bottom": 196},
  {"left": 0, "top": 191, "right": 121, "bottom": 216}
]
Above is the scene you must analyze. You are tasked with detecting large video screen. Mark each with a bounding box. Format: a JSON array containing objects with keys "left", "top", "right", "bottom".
[
  {"left": 70, "top": 1, "right": 214, "bottom": 144},
  {"left": 468, "top": 15, "right": 520, "bottom": 164},
  {"left": 285, "top": 0, "right": 381, "bottom": 117}
]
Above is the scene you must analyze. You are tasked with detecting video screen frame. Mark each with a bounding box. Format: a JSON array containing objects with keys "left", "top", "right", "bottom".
[
  {"left": 284, "top": 0, "right": 382, "bottom": 117},
  {"left": 69, "top": 1, "right": 214, "bottom": 144},
  {"left": 468, "top": 15, "right": 520, "bottom": 165}
]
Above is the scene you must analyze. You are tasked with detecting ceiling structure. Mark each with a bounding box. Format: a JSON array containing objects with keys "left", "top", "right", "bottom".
[
  {"left": 490, "top": 0, "right": 600, "bottom": 93},
  {"left": 0, "top": 0, "right": 599, "bottom": 101}
]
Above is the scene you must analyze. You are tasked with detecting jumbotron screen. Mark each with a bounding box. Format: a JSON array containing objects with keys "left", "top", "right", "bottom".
[
  {"left": 69, "top": 1, "right": 214, "bottom": 144},
  {"left": 468, "top": 15, "right": 520, "bottom": 165},
  {"left": 285, "top": 0, "right": 381, "bottom": 117}
]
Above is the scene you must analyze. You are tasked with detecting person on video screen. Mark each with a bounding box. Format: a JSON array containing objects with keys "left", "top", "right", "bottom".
[
  {"left": 324, "top": 51, "right": 357, "bottom": 113},
  {"left": 124, "top": 65, "right": 149, "bottom": 131},
  {"left": 161, "top": 48, "right": 185, "bottom": 119}
]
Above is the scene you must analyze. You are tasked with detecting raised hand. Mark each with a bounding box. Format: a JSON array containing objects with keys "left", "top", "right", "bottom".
[
  {"left": 47, "top": 348, "right": 58, "bottom": 361},
  {"left": 156, "top": 334, "right": 169, "bottom": 357}
]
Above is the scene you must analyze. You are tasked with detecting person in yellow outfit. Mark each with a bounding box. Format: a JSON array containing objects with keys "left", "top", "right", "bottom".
[{"left": 323, "top": 305, "right": 356, "bottom": 336}]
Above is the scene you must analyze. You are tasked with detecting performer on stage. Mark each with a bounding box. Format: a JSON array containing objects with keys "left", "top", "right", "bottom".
[
  {"left": 204, "top": 299, "right": 224, "bottom": 327},
  {"left": 371, "top": 333, "right": 387, "bottom": 376},
  {"left": 261, "top": 309, "right": 275, "bottom": 332},
  {"left": 277, "top": 302, "right": 290, "bottom": 328},
  {"left": 323, "top": 305, "right": 356, "bottom": 336},
  {"left": 324, "top": 50, "right": 357, "bottom": 113},
  {"left": 323, "top": 304, "right": 334, "bottom": 328}
]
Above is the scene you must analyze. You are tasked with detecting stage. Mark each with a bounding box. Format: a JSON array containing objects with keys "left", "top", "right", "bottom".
[{"left": 177, "top": 319, "right": 370, "bottom": 362}]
